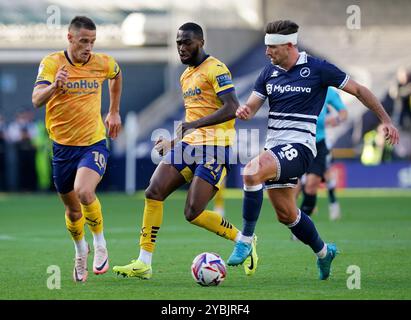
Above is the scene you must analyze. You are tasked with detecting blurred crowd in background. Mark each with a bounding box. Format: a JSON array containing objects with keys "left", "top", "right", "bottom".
[
  {"left": 1, "top": 0, "right": 411, "bottom": 192},
  {"left": 0, "top": 65, "right": 410, "bottom": 192},
  {"left": 0, "top": 109, "right": 51, "bottom": 192}
]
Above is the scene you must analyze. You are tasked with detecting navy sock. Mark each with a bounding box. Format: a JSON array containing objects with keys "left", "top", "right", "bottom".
[
  {"left": 289, "top": 210, "right": 324, "bottom": 253},
  {"left": 242, "top": 185, "right": 263, "bottom": 237},
  {"left": 328, "top": 187, "right": 337, "bottom": 204},
  {"left": 300, "top": 190, "right": 317, "bottom": 216}
]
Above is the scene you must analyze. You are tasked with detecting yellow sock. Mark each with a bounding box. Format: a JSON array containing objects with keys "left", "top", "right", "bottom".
[
  {"left": 190, "top": 210, "right": 239, "bottom": 241},
  {"left": 140, "top": 198, "right": 164, "bottom": 253},
  {"left": 81, "top": 197, "right": 103, "bottom": 235},
  {"left": 65, "top": 214, "right": 85, "bottom": 241}
]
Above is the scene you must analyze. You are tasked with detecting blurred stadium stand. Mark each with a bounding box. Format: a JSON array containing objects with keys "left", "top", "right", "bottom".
[{"left": 0, "top": 0, "right": 410, "bottom": 192}]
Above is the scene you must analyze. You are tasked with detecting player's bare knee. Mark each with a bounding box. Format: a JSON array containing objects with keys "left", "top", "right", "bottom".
[
  {"left": 74, "top": 186, "right": 95, "bottom": 204},
  {"left": 304, "top": 186, "right": 317, "bottom": 195},
  {"left": 184, "top": 204, "right": 202, "bottom": 222},
  {"left": 275, "top": 208, "right": 294, "bottom": 225},
  {"left": 65, "top": 209, "right": 82, "bottom": 222},
  {"left": 243, "top": 161, "right": 266, "bottom": 185},
  {"left": 243, "top": 161, "right": 261, "bottom": 177},
  {"left": 145, "top": 185, "right": 165, "bottom": 201},
  {"left": 277, "top": 214, "right": 294, "bottom": 225},
  {"left": 304, "top": 182, "right": 318, "bottom": 195},
  {"left": 243, "top": 172, "right": 263, "bottom": 186}
]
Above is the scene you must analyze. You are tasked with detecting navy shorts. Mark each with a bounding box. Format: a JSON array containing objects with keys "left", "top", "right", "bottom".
[
  {"left": 264, "top": 143, "right": 314, "bottom": 189},
  {"left": 164, "top": 142, "right": 233, "bottom": 190},
  {"left": 52, "top": 139, "right": 109, "bottom": 194},
  {"left": 306, "top": 140, "right": 329, "bottom": 178}
]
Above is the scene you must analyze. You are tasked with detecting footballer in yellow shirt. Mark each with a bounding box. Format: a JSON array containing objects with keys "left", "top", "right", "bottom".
[
  {"left": 35, "top": 50, "right": 120, "bottom": 146},
  {"left": 32, "top": 16, "right": 122, "bottom": 282},
  {"left": 113, "top": 22, "right": 258, "bottom": 280},
  {"left": 180, "top": 55, "right": 236, "bottom": 146}
]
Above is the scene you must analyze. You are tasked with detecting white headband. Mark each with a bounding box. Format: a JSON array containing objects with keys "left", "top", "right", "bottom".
[{"left": 265, "top": 32, "right": 298, "bottom": 45}]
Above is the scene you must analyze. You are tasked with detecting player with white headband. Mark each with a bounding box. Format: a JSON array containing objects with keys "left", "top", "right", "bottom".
[
  {"left": 264, "top": 32, "right": 298, "bottom": 45},
  {"left": 227, "top": 20, "right": 399, "bottom": 280}
]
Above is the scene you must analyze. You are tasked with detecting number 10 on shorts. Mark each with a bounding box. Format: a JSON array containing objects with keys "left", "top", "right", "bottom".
[{"left": 92, "top": 151, "right": 106, "bottom": 170}]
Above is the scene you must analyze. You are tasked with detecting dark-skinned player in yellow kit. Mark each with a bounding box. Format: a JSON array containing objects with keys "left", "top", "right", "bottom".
[{"left": 113, "top": 22, "right": 258, "bottom": 279}]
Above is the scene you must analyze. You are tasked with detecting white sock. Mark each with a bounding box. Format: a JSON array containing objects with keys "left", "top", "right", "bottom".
[
  {"left": 243, "top": 184, "right": 263, "bottom": 192},
  {"left": 239, "top": 234, "right": 253, "bottom": 244},
  {"left": 316, "top": 243, "right": 328, "bottom": 259},
  {"left": 234, "top": 231, "right": 242, "bottom": 243},
  {"left": 138, "top": 249, "right": 152, "bottom": 265},
  {"left": 74, "top": 238, "right": 88, "bottom": 257},
  {"left": 93, "top": 232, "right": 106, "bottom": 248}
]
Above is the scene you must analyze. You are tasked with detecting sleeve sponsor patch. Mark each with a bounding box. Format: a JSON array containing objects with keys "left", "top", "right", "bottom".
[{"left": 216, "top": 73, "right": 232, "bottom": 87}]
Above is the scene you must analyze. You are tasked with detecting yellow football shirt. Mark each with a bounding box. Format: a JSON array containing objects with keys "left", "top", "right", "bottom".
[
  {"left": 180, "top": 56, "right": 236, "bottom": 146},
  {"left": 35, "top": 50, "right": 120, "bottom": 146}
]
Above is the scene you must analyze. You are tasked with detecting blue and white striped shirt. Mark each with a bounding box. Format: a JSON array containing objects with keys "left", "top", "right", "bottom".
[{"left": 253, "top": 52, "right": 349, "bottom": 156}]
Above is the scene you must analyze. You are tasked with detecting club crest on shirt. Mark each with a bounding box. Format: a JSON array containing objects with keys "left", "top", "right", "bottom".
[{"left": 300, "top": 67, "right": 310, "bottom": 77}]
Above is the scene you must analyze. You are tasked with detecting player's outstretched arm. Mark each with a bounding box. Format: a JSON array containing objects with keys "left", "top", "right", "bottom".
[
  {"left": 236, "top": 92, "right": 265, "bottom": 120},
  {"left": 180, "top": 90, "right": 240, "bottom": 136},
  {"left": 105, "top": 71, "right": 122, "bottom": 139},
  {"left": 342, "top": 79, "right": 400, "bottom": 145}
]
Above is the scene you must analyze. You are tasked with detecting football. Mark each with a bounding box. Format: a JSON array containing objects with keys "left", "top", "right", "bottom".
[{"left": 191, "top": 252, "right": 226, "bottom": 286}]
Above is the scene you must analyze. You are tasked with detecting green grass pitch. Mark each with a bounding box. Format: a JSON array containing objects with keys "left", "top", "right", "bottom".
[{"left": 0, "top": 189, "right": 410, "bottom": 300}]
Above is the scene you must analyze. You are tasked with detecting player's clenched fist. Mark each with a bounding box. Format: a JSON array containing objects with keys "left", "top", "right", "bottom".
[
  {"left": 54, "top": 65, "right": 68, "bottom": 88},
  {"left": 381, "top": 122, "right": 400, "bottom": 145},
  {"left": 236, "top": 105, "right": 252, "bottom": 120},
  {"left": 154, "top": 136, "right": 172, "bottom": 156}
]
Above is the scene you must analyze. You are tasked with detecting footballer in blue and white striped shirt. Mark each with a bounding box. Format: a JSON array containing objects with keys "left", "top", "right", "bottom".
[{"left": 227, "top": 19, "right": 399, "bottom": 280}]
